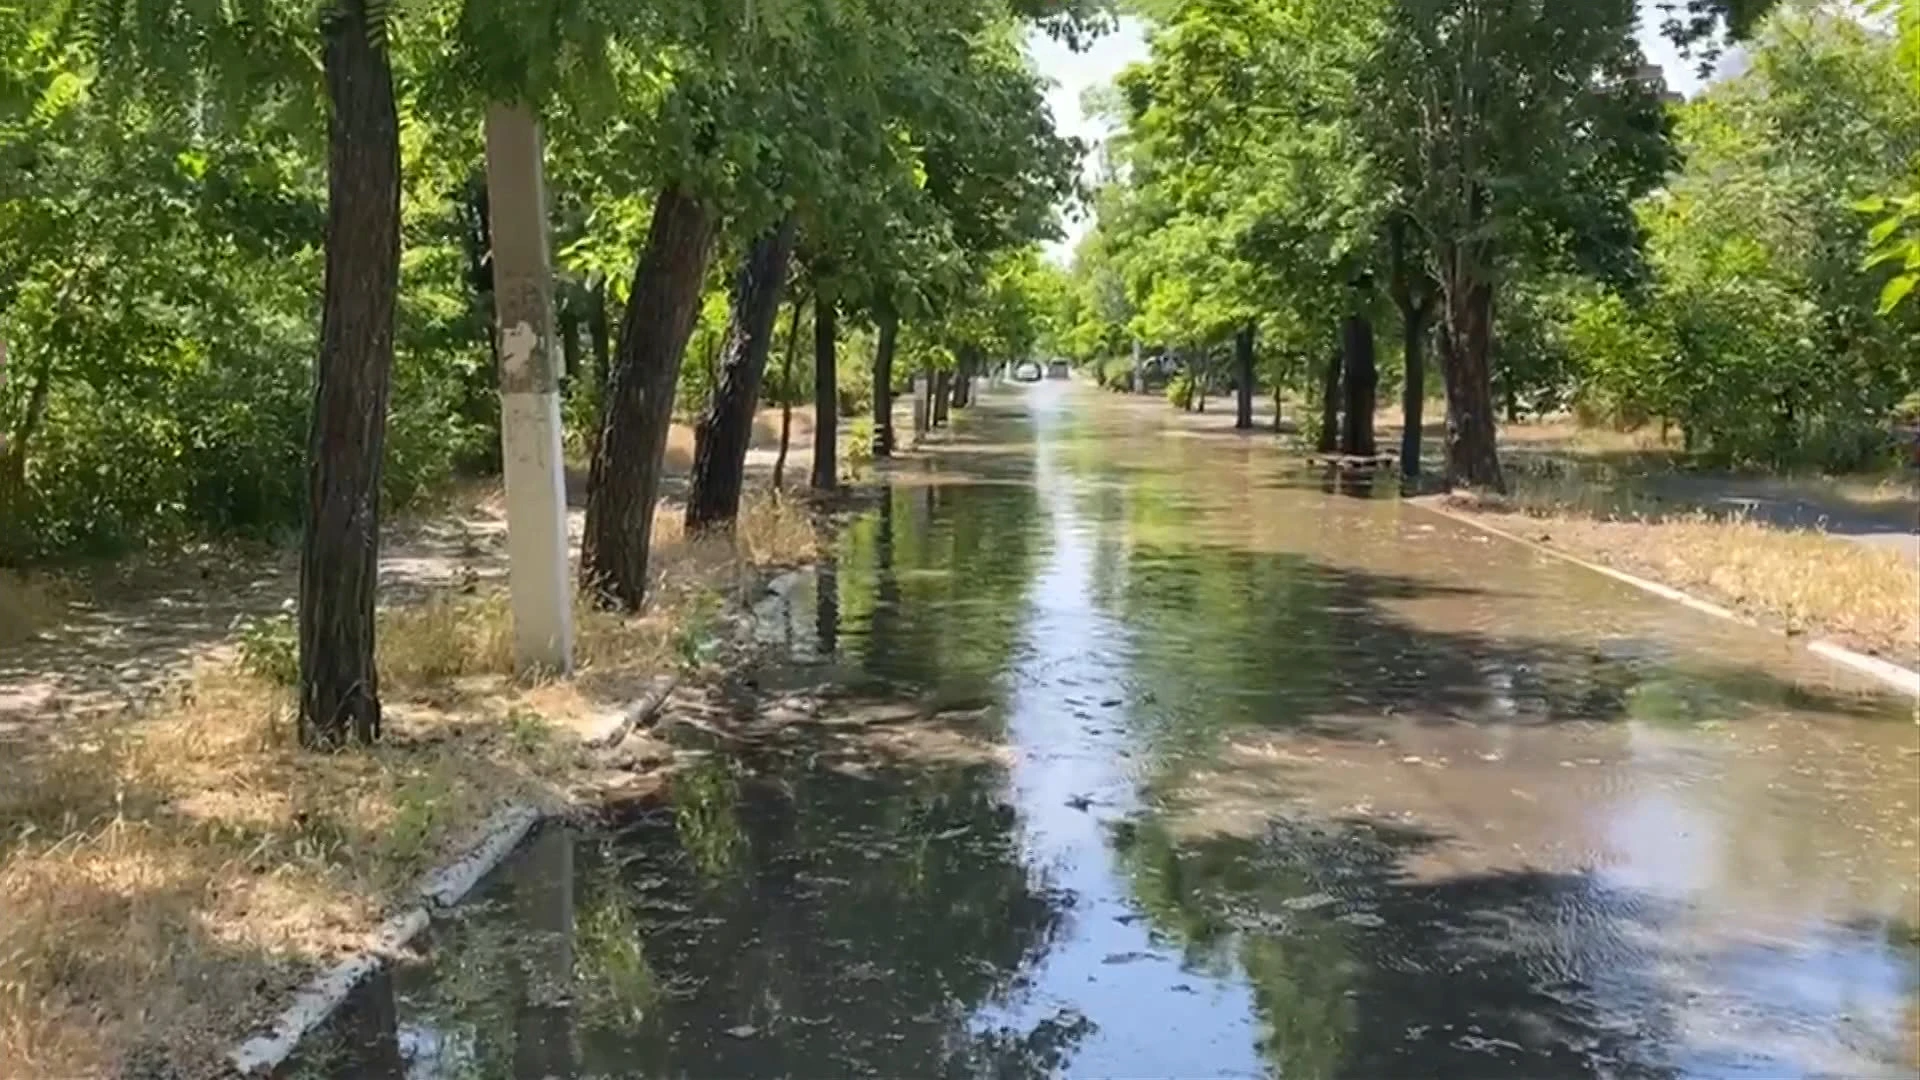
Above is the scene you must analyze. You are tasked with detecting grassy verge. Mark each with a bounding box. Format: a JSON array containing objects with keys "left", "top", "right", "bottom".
[
  {"left": 1439, "top": 474, "right": 1919, "bottom": 669},
  {"left": 0, "top": 490, "right": 817, "bottom": 1078},
  {"left": 0, "top": 571, "right": 67, "bottom": 648}
]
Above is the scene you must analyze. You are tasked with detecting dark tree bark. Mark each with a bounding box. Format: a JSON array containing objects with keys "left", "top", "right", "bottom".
[
  {"left": 931, "top": 369, "right": 952, "bottom": 426},
  {"left": 1339, "top": 313, "right": 1378, "bottom": 457},
  {"left": 951, "top": 348, "right": 974, "bottom": 410},
  {"left": 1388, "top": 215, "right": 1434, "bottom": 481},
  {"left": 1436, "top": 264, "right": 1506, "bottom": 491},
  {"left": 1234, "top": 323, "right": 1256, "bottom": 430},
  {"left": 810, "top": 292, "right": 838, "bottom": 491},
  {"left": 584, "top": 277, "right": 611, "bottom": 462},
  {"left": 458, "top": 170, "right": 500, "bottom": 381},
  {"left": 1400, "top": 305, "right": 1430, "bottom": 480},
  {"left": 772, "top": 296, "right": 804, "bottom": 491},
  {"left": 581, "top": 184, "right": 718, "bottom": 610},
  {"left": 299, "top": 0, "right": 401, "bottom": 750},
  {"left": 1317, "top": 343, "right": 1342, "bottom": 455},
  {"left": 872, "top": 301, "right": 898, "bottom": 457},
  {"left": 686, "top": 216, "right": 798, "bottom": 532},
  {"left": 587, "top": 277, "right": 611, "bottom": 394},
  {"left": 557, "top": 294, "right": 581, "bottom": 396}
]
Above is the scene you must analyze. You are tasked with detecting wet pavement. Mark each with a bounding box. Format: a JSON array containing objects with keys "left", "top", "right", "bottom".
[{"left": 290, "top": 383, "right": 1920, "bottom": 1079}]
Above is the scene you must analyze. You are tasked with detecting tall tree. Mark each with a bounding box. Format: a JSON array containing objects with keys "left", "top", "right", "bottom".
[
  {"left": 871, "top": 299, "right": 900, "bottom": 456},
  {"left": 1374, "top": 0, "right": 1669, "bottom": 490},
  {"left": 686, "top": 216, "right": 799, "bottom": 531},
  {"left": 582, "top": 184, "right": 718, "bottom": 609},
  {"left": 811, "top": 285, "right": 839, "bottom": 490},
  {"left": 297, "top": 0, "right": 400, "bottom": 747}
]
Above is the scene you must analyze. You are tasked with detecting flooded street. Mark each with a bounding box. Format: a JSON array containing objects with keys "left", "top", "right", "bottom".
[{"left": 297, "top": 383, "right": 1919, "bottom": 1079}]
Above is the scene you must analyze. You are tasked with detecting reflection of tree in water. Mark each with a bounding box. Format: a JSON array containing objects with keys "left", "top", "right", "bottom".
[
  {"left": 306, "top": 745, "right": 1086, "bottom": 1078},
  {"left": 580, "top": 746, "right": 1079, "bottom": 1078},
  {"left": 1112, "top": 806, "right": 1693, "bottom": 1080},
  {"left": 1113, "top": 813, "right": 1355, "bottom": 1080},
  {"left": 833, "top": 480, "right": 1045, "bottom": 695},
  {"left": 1094, "top": 539, "right": 1896, "bottom": 765}
]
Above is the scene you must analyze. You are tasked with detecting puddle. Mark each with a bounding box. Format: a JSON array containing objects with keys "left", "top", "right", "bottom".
[{"left": 288, "top": 384, "right": 1920, "bottom": 1079}]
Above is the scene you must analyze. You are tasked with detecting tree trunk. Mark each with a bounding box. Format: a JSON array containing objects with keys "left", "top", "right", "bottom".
[
  {"left": 1339, "top": 313, "right": 1378, "bottom": 457},
  {"left": 872, "top": 303, "right": 898, "bottom": 457},
  {"left": 588, "top": 278, "right": 611, "bottom": 393},
  {"left": 810, "top": 292, "right": 838, "bottom": 491},
  {"left": 299, "top": 0, "right": 401, "bottom": 750},
  {"left": 584, "top": 277, "right": 611, "bottom": 461},
  {"left": 1436, "top": 268, "right": 1506, "bottom": 491},
  {"left": 932, "top": 369, "right": 952, "bottom": 426},
  {"left": 951, "top": 349, "right": 973, "bottom": 410},
  {"left": 1234, "top": 323, "right": 1255, "bottom": 430},
  {"left": 557, "top": 302, "right": 580, "bottom": 393},
  {"left": 772, "top": 297, "right": 803, "bottom": 491},
  {"left": 1400, "top": 301, "right": 1429, "bottom": 481},
  {"left": 686, "top": 216, "right": 798, "bottom": 532},
  {"left": 580, "top": 184, "right": 717, "bottom": 610},
  {"left": 0, "top": 348, "right": 51, "bottom": 558},
  {"left": 460, "top": 172, "right": 501, "bottom": 384},
  {"left": 1317, "top": 344, "right": 1342, "bottom": 454}
]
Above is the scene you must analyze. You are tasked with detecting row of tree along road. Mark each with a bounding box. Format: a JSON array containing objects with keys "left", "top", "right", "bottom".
[
  {"left": 0, "top": 0, "right": 1105, "bottom": 747},
  {"left": 4, "top": 0, "right": 1913, "bottom": 749},
  {"left": 1049, "top": 0, "right": 1918, "bottom": 487}
]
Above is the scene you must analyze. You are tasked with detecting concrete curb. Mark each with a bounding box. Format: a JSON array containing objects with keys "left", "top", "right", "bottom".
[
  {"left": 582, "top": 673, "right": 680, "bottom": 750},
  {"left": 226, "top": 801, "right": 548, "bottom": 1076},
  {"left": 227, "top": 907, "right": 436, "bottom": 1075},
  {"left": 1415, "top": 499, "right": 1920, "bottom": 700},
  {"left": 415, "top": 804, "right": 543, "bottom": 910}
]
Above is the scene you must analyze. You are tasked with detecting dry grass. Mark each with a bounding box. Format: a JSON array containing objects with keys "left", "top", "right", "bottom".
[
  {"left": 0, "top": 571, "right": 66, "bottom": 648},
  {"left": 1443, "top": 474, "right": 1920, "bottom": 667},
  {"left": 0, "top": 488, "right": 820, "bottom": 1078}
]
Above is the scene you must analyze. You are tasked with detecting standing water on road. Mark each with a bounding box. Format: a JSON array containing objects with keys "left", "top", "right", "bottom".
[{"left": 296, "top": 383, "right": 1919, "bottom": 1079}]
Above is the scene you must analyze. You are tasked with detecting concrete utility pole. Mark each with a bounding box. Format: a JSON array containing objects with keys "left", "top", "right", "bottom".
[
  {"left": 912, "top": 370, "right": 931, "bottom": 445},
  {"left": 484, "top": 102, "right": 574, "bottom": 675}
]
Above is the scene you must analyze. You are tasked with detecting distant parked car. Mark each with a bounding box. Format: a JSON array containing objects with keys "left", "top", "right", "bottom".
[{"left": 1046, "top": 360, "right": 1071, "bottom": 380}]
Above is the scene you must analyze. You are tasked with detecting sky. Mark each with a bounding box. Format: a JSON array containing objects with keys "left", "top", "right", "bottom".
[{"left": 1026, "top": 0, "right": 1733, "bottom": 262}]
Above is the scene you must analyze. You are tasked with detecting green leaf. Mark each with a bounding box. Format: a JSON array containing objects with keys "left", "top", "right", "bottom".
[{"left": 1878, "top": 274, "right": 1915, "bottom": 315}]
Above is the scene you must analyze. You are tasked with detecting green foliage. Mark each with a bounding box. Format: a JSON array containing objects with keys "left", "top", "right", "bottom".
[
  {"left": 236, "top": 609, "right": 300, "bottom": 686},
  {"left": 1565, "top": 8, "right": 1920, "bottom": 467},
  {"left": 843, "top": 415, "right": 876, "bottom": 473},
  {"left": 1860, "top": 0, "right": 1920, "bottom": 316},
  {"left": 1074, "top": 0, "right": 1913, "bottom": 476}
]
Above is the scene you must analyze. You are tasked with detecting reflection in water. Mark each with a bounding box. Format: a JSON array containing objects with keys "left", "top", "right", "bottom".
[{"left": 294, "top": 384, "right": 1920, "bottom": 1080}]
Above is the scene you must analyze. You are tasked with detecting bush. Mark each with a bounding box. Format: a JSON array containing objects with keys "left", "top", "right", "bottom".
[
  {"left": 1165, "top": 370, "right": 1195, "bottom": 410},
  {"left": 843, "top": 415, "right": 876, "bottom": 474}
]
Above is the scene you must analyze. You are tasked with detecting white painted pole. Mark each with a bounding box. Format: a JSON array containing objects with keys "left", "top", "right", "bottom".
[{"left": 483, "top": 102, "right": 574, "bottom": 676}]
